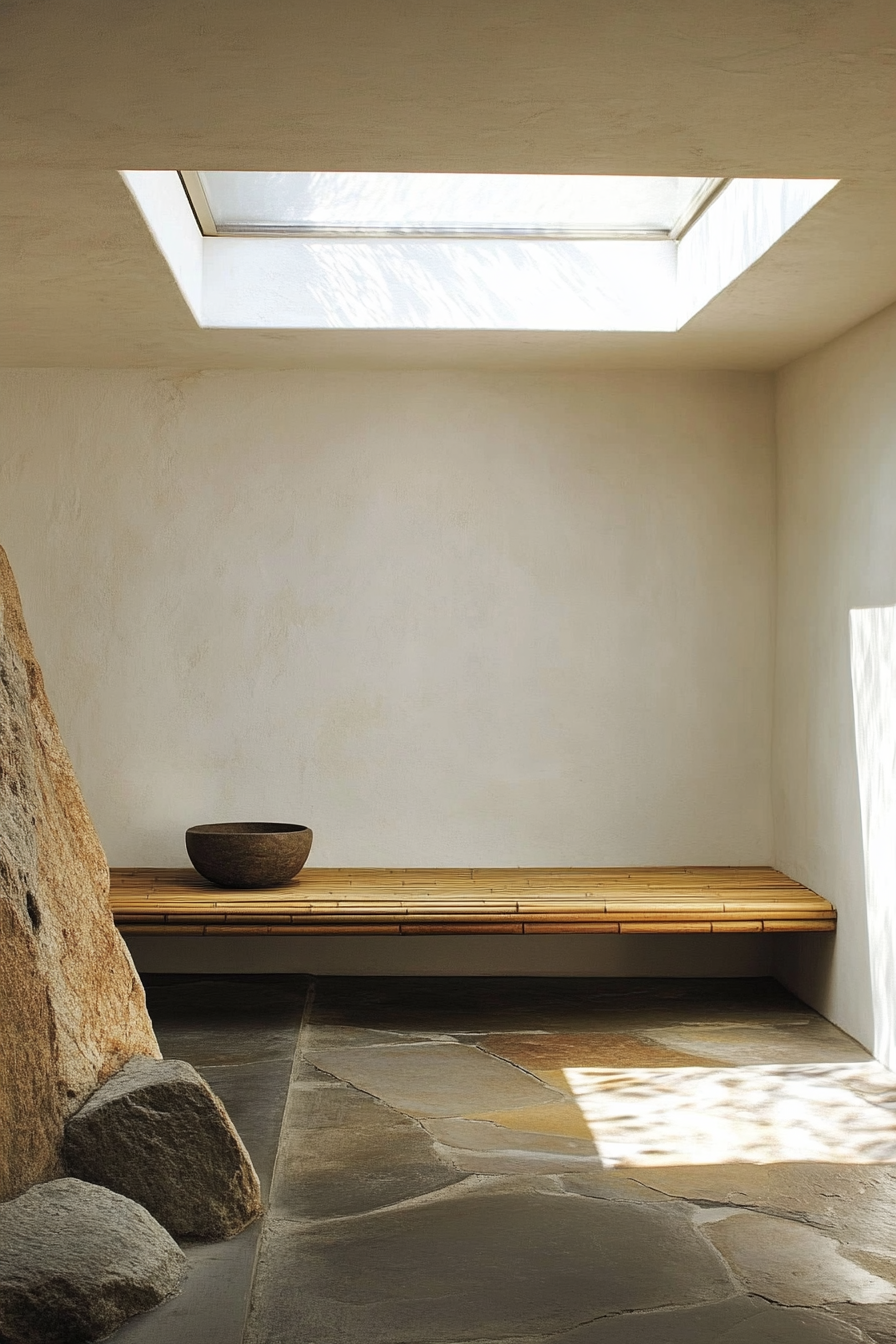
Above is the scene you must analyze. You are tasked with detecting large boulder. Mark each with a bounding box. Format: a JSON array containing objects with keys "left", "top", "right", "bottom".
[
  {"left": 0, "top": 1177, "right": 185, "bottom": 1344},
  {"left": 0, "top": 544, "right": 159, "bottom": 1201},
  {"left": 64, "top": 1056, "right": 263, "bottom": 1240}
]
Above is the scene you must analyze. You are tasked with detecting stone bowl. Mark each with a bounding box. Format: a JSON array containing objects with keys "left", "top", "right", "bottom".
[{"left": 185, "top": 822, "right": 313, "bottom": 889}]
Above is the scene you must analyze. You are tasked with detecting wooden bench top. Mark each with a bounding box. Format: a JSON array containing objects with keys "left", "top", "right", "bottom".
[{"left": 110, "top": 866, "right": 836, "bottom": 936}]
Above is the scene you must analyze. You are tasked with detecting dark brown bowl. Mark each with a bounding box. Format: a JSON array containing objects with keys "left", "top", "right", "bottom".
[{"left": 185, "top": 822, "right": 313, "bottom": 889}]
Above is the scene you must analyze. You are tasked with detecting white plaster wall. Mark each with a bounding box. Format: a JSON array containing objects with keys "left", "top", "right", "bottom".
[
  {"left": 125, "top": 932, "right": 773, "bottom": 978},
  {"left": 774, "top": 301, "right": 896, "bottom": 1055},
  {"left": 0, "top": 368, "right": 774, "bottom": 881}
]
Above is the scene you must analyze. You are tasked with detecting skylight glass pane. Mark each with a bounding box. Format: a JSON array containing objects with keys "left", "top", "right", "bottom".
[{"left": 195, "top": 172, "right": 719, "bottom": 238}]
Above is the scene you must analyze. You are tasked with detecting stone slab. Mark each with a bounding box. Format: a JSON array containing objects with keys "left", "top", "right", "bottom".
[
  {"left": 466, "top": 1100, "right": 594, "bottom": 1139},
  {"left": 478, "top": 1031, "right": 723, "bottom": 1072},
  {"left": 424, "top": 1116, "right": 600, "bottom": 1175},
  {"left": 636, "top": 1162, "right": 896, "bottom": 1260},
  {"left": 104, "top": 975, "right": 302, "bottom": 1344},
  {"left": 144, "top": 974, "right": 307, "bottom": 1068},
  {"left": 106, "top": 1224, "right": 261, "bottom": 1344},
  {"left": 475, "top": 1031, "right": 724, "bottom": 1103},
  {"left": 271, "top": 1079, "right": 461, "bottom": 1219},
  {"left": 549, "top": 1295, "right": 866, "bottom": 1342},
  {"left": 305, "top": 1041, "right": 562, "bottom": 1117},
  {"left": 200, "top": 1059, "right": 293, "bottom": 1201},
  {"left": 558, "top": 1171, "right": 679, "bottom": 1204},
  {"left": 302, "top": 1024, "right": 456, "bottom": 1050},
  {"left": 704, "top": 1210, "right": 896, "bottom": 1306},
  {"left": 828, "top": 1303, "right": 896, "bottom": 1342},
  {"left": 426, "top": 1115, "right": 597, "bottom": 1158},
  {"left": 245, "top": 1190, "right": 734, "bottom": 1344},
  {"left": 643, "top": 1021, "right": 872, "bottom": 1066},
  {"left": 431, "top": 1149, "right": 597, "bottom": 1177}
]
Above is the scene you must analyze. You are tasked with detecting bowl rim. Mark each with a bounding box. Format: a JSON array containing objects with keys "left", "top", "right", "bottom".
[{"left": 186, "top": 822, "right": 311, "bottom": 836}]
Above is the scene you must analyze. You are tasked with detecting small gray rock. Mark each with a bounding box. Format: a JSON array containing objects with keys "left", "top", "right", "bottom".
[
  {"left": 63, "top": 1057, "right": 263, "bottom": 1241},
  {"left": 0, "top": 1177, "right": 185, "bottom": 1344}
]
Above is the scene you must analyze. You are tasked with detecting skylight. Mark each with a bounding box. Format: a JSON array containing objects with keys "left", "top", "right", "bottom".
[
  {"left": 123, "top": 171, "right": 840, "bottom": 331},
  {"left": 184, "top": 172, "right": 725, "bottom": 241}
]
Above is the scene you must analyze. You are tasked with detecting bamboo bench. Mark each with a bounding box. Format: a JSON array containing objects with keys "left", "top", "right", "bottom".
[{"left": 110, "top": 866, "right": 836, "bottom": 936}]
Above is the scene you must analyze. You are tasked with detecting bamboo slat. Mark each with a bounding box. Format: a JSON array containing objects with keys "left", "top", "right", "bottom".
[{"left": 109, "top": 867, "right": 836, "bottom": 936}]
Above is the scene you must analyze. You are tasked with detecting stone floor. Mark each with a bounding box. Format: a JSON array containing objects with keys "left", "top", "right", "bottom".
[{"left": 109, "top": 975, "right": 896, "bottom": 1344}]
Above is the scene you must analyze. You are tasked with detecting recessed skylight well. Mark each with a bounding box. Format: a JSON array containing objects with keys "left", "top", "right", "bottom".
[
  {"left": 122, "top": 170, "right": 839, "bottom": 331},
  {"left": 181, "top": 172, "right": 726, "bottom": 241}
]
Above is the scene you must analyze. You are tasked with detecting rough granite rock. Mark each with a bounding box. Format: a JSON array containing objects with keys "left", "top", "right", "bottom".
[
  {"left": 64, "top": 1056, "right": 264, "bottom": 1240},
  {"left": 0, "top": 1177, "right": 185, "bottom": 1344},
  {"left": 0, "top": 545, "right": 159, "bottom": 1201}
]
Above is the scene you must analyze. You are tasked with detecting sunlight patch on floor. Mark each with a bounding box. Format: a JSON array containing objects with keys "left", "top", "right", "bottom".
[{"left": 564, "top": 1062, "right": 896, "bottom": 1166}]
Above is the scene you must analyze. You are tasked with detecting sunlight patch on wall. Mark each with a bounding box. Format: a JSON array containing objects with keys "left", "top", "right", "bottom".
[
  {"left": 850, "top": 606, "right": 896, "bottom": 1073},
  {"left": 201, "top": 237, "right": 676, "bottom": 330},
  {"left": 564, "top": 1062, "right": 896, "bottom": 1166}
]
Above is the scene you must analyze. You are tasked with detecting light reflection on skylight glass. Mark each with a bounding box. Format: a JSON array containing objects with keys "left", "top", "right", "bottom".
[{"left": 194, "top": 172, "right": 721, "bottom": 239}]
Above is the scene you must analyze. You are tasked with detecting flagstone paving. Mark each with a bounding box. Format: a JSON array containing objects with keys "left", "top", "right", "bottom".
[
  {"left": 304, "top": 1039, "right": 565, "bottom": 1116},
  {"left": 109, "top": 976, "right": 896, "bottom": 1343}
]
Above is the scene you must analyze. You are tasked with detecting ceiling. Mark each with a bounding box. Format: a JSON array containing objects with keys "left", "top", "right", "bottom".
[{"left": 3, "top": 0, "right": 896, "bottom": 370}]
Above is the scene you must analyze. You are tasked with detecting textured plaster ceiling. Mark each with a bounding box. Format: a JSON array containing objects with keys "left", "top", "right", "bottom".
[{"left": 3, "top": 0, "right": 896, "bottom": 370}]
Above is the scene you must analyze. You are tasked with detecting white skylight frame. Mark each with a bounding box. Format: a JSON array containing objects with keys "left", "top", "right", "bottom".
[
  {"left": 180, "top": 171, "right": 727, "bottom": 242},
  {"left": 122, "top": 171, "right": 839, "bottom": 332}
]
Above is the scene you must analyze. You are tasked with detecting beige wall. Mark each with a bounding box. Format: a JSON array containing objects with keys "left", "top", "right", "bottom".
[
  {"left": 774, "top": 301, "right": 896, "bottom": 1056},
  {"left": 127, "top": 931, "right": 773, "bottom": 977},
  {"left": 0, "top": 368, "right": 775, "bottom": 886}
]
